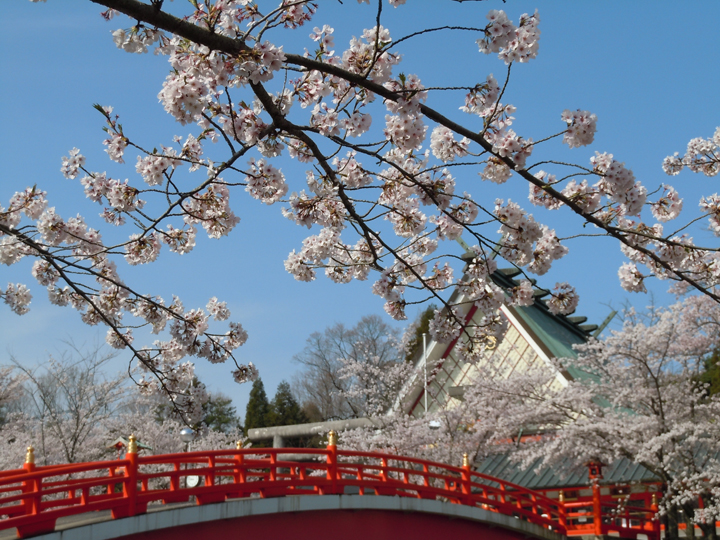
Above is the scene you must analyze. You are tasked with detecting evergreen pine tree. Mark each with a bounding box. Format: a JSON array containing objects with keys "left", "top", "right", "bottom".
[
  {"left": 244, "top": 378, "right": 271, "bottom": 434},
  {"left": 268, "top": 381, "right": 309, "bottom": 427},
  {"left": 405, "top": 304, "right": 437, "bottom": 362},
  {"left": 700, "top": 349, "right": 720, "bottom": 396},
  {"left": 203, "top": 394, "right": 241, "bottom": 433}
]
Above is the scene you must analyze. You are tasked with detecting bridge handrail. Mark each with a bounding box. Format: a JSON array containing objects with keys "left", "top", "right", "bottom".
[{"left": 0, "top": 442, "right": 657, "bottom": 540}]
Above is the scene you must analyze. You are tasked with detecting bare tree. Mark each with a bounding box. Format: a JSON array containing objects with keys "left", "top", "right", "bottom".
[
  {"left": 10, "top": 344, "right": 127, "bottom": 464},
  {"left": 293, "top": 315, "right": 402, "bottom": 420},
  {"left": 0, "top": 367, "right": 23, "bottom": 426}
]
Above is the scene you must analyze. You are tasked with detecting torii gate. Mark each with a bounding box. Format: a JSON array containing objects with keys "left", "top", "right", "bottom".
[{"left": 0, "top": 432, "right": 658, "bottom": 540}]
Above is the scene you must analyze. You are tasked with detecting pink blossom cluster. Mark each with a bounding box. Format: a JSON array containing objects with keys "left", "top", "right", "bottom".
[
  {"left": 1, "top": 283, "right": 32, "bottom": 315},
  {"left": 460, "top": 75, "right": 500, "bottom": 117},
  {"left": 283, "top": 188, "right": 346, "bottom": 229},
  {"left": 61, "top": 148, "right": 86, "bottom": 179},
  {"left": 340, "top": 111, "right": 372, "bottom": 137},
  {"left": 244, "top": 158, "right": 288, "bottom": 205},
  {"left": 125, "top": 232, "right": 161, "bottom": 265},
  {"left": 591, "top": 152, "right": 646, "bottom": 216},
  {"left": 342, "top": 25, "right": 400, "bottom": 84},
  {"left": 663, "top": 127, "right": 720, "bottom": 177},
  {"left": 650, "top": 185, "right": 683, "bottom": 222},
  {"left": 103, "top": 131, "right": 128, "bottom": 163},
  {"left": 384, "top": 112, "right": 427, "bottom": 155},
  {"left": 480, "top": 157, "right": 513, "bottom": 184},
  {"left": 494, "top": 199, "right": 540, "bottom": 263},
  {"left": 509, "top": 279, "right": 535, "bottom": 306},
  {"left": 617, "top": 262, "right": 646, "bottom": 293},
  {"left": 333, "top": 152, "right": 372, "bottom": 189},
  {"left": 528, "top": 171, "right": 563, "bottom": 210},
  {"left": 135, "top": 153, "right": 176, "bottom": 186},
  {"left": 112, "top": 26, "right": 161, "bottom": 54},
  {"left": 561, "top": 109, "right": 597, "bottom": 148},
  {"left": 560, "top": 179, "right": 601, "bottom": 213},
  {"left": 477, "top": 10, "right": 541, "bottom": 64},
  {"left": 487, "top": 129, "right": 533, "bottom": 169},
  {"left": 428, "top": 308, "right": 464, "bottom": 343},
  {"left": 217, "top": 106, "right": 268, "bottom": 146},
  {"left": 546, "top": 282, "right": 579, "bottom": 315},
  {"left": 699, "top": 194, "right": 720, "bottom": 235},
  {"left": 383, "top": 74, "right": 428, "bottom": 153},
  {"left": 285, "top": 227, "right": 374, "bottom": 286},
  {"left": 430, "top": 126, "right": 470, "bottom": 163},
  {"left": 182, "top": 182, "right": 240, "bottom": 238},
  {"left": 161, "top": 225, "right": 197, "bottom": 255},
  {"left": 528, "top": 227, "right": 568, "bottom": 276},
  {"left": 310, "top": 103, "right": 340, "bottom": 136}
]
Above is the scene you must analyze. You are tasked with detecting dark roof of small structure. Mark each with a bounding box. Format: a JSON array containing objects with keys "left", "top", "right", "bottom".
[
  {"left": 107, "top": 437, "right": 153, "bottom": 452},
  {"left": 474, "top": 452, "right": 659, "bottom": 490}
]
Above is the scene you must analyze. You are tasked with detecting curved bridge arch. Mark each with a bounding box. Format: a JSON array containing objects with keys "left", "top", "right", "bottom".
[{"left": 20, "top": 495, "right": 564, "bottom": 540}]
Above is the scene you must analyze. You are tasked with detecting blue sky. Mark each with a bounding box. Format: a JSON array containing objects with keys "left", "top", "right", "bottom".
[{"left": 1, "top": 1, "right": 719, "bottom": 416}]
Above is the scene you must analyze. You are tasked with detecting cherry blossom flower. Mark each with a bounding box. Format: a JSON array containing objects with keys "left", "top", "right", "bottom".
[
  {"left": 428, "top": 308, "right": 464, "bottom": 343},
  {"left": 2, "top": 283, "right": 32, "bottom": 315},
  {"left": 61, "top": 148, "right": 85, "bottom": 179},
  {"left": 244, "top": 158, "right": 288, "bottom": 205},
  {"left": 650, "top": 185, "right": 683, "bottom": 222},
  {"left": 125, "top": 232, "right": 161, "bottom": 265},
  {"left": 618, "top": 262, "right": 646, "bottom": 293},
  {"left": 207, "top": 297, "right": 231, "bottom": 321},
  {"left": 561, "top": 109, "right": 597, "bottom": 148},
  {"left": 430, "top": 126, "right": 470, "bottom": 163},
  {"left": 528, "top": 171, "right": 562, "bottom": 210},
  {"left": 546, "top": 282, "right": 578, "bottom": 315},
  {"left": 103, "top": 131, "right": 127, "bottom": 163},
  {"left": 509, "top": 279, "right": 534, "bottom": 306}
]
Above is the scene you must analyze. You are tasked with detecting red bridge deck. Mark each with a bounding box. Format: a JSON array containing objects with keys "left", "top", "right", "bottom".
[{"left": 0, "top": 437, "right": 658, "bottom": 539}]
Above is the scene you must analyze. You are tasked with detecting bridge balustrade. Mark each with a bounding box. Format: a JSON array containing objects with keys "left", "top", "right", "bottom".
[{"left": 0, "top": 435, "right": 658, "bottom": 540}]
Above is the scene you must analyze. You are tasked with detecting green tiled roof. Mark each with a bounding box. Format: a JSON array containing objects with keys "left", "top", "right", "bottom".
[
  {"left": 489, "top": 269, "right": 593, "bottom": 372},
  {"left": 512, "top": 304, "right": 587, "bottom": 360},
  {"left": 474, "top": 452, "right": 659, "bottom": 490}
]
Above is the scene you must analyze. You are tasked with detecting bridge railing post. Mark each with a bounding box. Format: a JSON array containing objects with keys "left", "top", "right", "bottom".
[
  {"left": 107, "top": 466, "right": 117, "bottom": 496},
  {"left": 587, "top": 461, "right": 603, "bottom": 537},
  {"left": 21, "top": 447, "right": 39, "bottom": 517},
  {"left": 558, "top": 489, "right": 567, "bottom": 532},
  {"left": 326, "top": 430, "right": 338, "bottom": 494},
  {"left": 651, "top": 493, "right": 660, "bottom": 540},
  {"left": 231, "top": 441, "right": 246, "bottom": 498},
  {"left": 270, "top": 452, "right": 277, "bottom": 482},
  {"left": 592, "top": 482, "right": 602, "bottom": 536},
  {"left": 124, "top": 434, "right": 139, "bottom": 517},
  {"left": 461, "top": 453, "right": 472, "bottom": 506},
  {"left": 205, "top": 455, "right": 216, "bottom": 487}
]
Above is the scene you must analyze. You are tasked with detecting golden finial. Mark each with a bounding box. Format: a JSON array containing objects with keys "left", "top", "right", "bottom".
[
  {"left": 462, "top": 452, "right": 470, "bottom": 468},
  {"left": 236, "top": 440, "right": 243, "bottom": 450},
  {"left": 327, "top": 430, "right": 338, "bottom": 446},
  {"left": 127, "top": 434, "right": 138, "bottom": 454},
  {"left": 25, "top": 446, "right": 35, "bottom": 465},
  {"left": 651, "top": 493, "right": 657, "bottom": 506},
  {"left": 558, "top": 490, "right": 565, "bottom": 503}
]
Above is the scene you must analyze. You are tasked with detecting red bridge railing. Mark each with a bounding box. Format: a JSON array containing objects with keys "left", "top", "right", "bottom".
[{"left": 0, "top": 434, "right": 658, "bottom": 539}]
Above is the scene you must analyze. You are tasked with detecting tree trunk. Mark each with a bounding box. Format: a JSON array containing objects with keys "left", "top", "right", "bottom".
[
  {"left": 682, "top": 502, "right": 696, "bottom": 540},
  {"left": 698, "top": 494, "right": 718, "bottom": 540},
  {"left": 665, "top": 504, "right": 680, "bottom": 540}
]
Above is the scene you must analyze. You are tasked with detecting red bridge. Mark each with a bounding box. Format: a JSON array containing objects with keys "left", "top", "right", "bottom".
[{"left": 0, "top": 434, "right": 659, "bottom": 540}]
